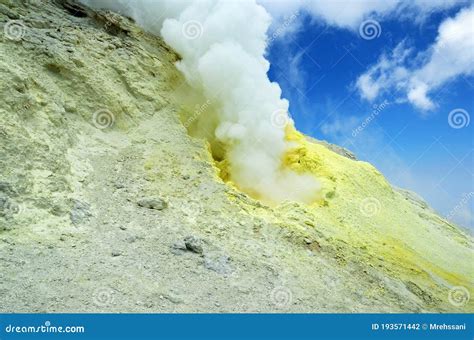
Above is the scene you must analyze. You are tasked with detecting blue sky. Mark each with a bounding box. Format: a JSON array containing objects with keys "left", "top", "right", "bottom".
[{"left": 265, "top": 1, "right": 473, "bottom": 228}]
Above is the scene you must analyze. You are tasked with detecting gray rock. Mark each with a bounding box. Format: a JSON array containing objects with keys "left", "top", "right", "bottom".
[
  {"left": 69, "top": 199, "right": 92, "bottom": 226},
  {"left": 0, "top": 194, "right": 19, "bottom": 220},
  {"left": 170, "top": 239, "right": 187, "bottom": 255},
  {"left": 393, "top": 187, "right": 430, "bottom": 211},
  {"left": 114, "top": 181, "right": 125, "bottom": 189},
  {"left": 137, "top": 197, "right": 167, "bottom": 210},
  {"left": 204, "top": 252, "right": 232, "bottom": 275},
  {"left": 0, "top": 182, "right": 15, "bottom": 195},
  {"left": 184, "top": 235, "right": 203, "bottom": 254},
  {"left": 161, "top": 293, "right": 184, "bottom": 304},
  {"left": 125, "top": 235, "right": 138, "bottom": 243},
  {"left": 309, "top": 138, "right": 357, "bottom": 160}
]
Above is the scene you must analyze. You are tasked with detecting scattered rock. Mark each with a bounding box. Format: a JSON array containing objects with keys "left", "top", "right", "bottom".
[
  {"left": 125, "top": 236, "right": 138, "bottom": 243},
  {"left": 204, "top": 252, "right": 232, "bottom": 274},
  {"left": 114, "top": 181, "right": 125, "bottom": 189},
  {"left": 0, "top": 182, "right": 15, "bottom": 195},
  {"left": 162, "top": 293, "right": 184, "bottom": 304},
  {"left": 183, "top": 235, "right": 203, "bottom": 254},
  {"left": 0, "top": 194, "right": 19, "bottom": 219},
  {"left": 170, "top": 239, "right": 187, "bottom": 255},
  {"left": 69, "top": 199, "right": 92, "bottom": 225},
  {"left": 304, "top": 238, "right": 321, "bottom": 252},
  {"left": 313, "top": 139, "right": 357, "bottom": 160},
  {"left": 405, "top": 281, "right": 437, "bottom": 305},
  {"left": 137, "top": 197, "right": 167, "bottom": 210}
]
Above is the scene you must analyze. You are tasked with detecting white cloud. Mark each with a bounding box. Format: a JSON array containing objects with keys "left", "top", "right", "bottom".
[
  {"left": 356, "top": 42, "right": 412, "bottom": 101},
  {"left": 261, "top": 0, "right": 398, "bottom": 38},
  {"left": 407, "top": 82, "right": 434, "bottom": 110},
  {"left": 356, "top": 6, "right": 474, "bottom": 111},
  {"left": 299, "top": 0, "right": 398, "bottom": 29},
  {"left": 261, "top": 0, "right": 466, "bottom": 38}
]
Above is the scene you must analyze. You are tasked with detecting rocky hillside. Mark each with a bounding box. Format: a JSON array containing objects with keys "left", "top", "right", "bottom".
[{"left": 0, "top": 0, "right": 472, "bottom": 312}]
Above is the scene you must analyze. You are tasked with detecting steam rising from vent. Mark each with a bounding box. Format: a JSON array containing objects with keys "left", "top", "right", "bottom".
[{"left": 80, "top": 0, "right": 320, "bottom": 203}]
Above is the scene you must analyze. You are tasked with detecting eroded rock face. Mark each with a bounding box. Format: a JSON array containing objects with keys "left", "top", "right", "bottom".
[{"left": 0, "top": 0, "right": 472, "bottom": 313}]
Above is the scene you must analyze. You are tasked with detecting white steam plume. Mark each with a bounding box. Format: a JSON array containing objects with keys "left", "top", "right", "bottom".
[{"left": 80, "top": 0, "right": 320, "bottom": 203}]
